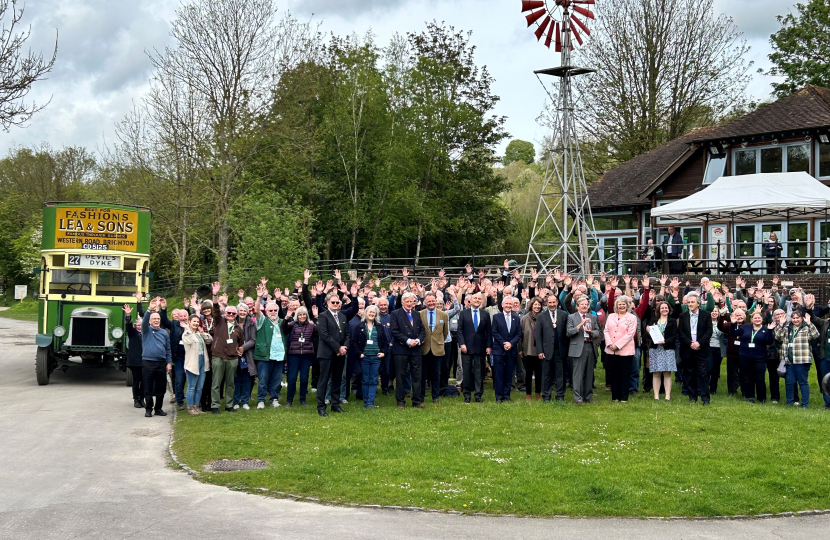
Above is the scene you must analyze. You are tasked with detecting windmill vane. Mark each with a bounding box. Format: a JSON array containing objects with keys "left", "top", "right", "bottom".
[{"left": 521, "top": 0, "right": 595, "bottom": 51}]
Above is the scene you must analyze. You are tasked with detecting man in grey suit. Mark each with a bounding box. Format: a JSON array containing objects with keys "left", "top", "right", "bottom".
[
  {"left": 534, "top": 294, "right": 570, "bottom": 402},
  {"left": 566, "top": 295, "right": 602, "bottom": 405}
]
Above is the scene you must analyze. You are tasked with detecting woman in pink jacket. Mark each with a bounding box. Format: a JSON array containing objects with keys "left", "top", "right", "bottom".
[{"left": 604, "top": 296, "right": 638, "bottom": 402}]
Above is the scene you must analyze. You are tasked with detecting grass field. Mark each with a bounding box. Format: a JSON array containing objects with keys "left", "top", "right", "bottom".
[
  {"left": 0, "top": 299, "right": 39, "bottom": 321},
  {"left": 172, "top": 367, "right": 830, "bottom": 518}
]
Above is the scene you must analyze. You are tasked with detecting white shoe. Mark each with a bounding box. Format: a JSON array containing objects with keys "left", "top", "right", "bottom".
[
  {"left": 325, "top": 399, "right": 330, "bottom": 405},
  {"left": 272, "top": 399, "right": 281, "bottom": 408},
  {"left": 281, "top": 382, "right": 287, "bottom": 387},
  {"left": 233, "top": 404, "right": 240, "bottom": 410},
  {"left": 257, "top": 402, "right": 265, "bottom": 409},
  {"left": 340, "top": 399, "right": 348, "bottom": 404},
  {"left": 310, "top": 388, "right": 317, "bottom": 393},
  {"left": 242, "top": 404, "right": 250, "bottom": 410}
]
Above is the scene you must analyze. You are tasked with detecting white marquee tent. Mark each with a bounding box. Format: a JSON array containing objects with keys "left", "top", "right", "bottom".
[{"left": 651, "top": 172, "right": 830, "bottom": 222}]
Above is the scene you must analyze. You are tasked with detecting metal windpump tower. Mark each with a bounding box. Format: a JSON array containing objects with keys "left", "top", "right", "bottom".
[{"left": 521, "top": 0, "right": 600, "bottom": 274}]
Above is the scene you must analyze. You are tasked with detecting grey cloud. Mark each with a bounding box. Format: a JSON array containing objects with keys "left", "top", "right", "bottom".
[{"left": 715, "top": 0, "right": 798, "bottom": 40}]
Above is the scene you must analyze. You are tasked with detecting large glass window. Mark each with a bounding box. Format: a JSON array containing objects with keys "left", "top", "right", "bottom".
[
  {"left": 734, "top": 142, "right": 810, "bottom": 175},
  {"left": 787, "top": 145, "right": 810, "bottom": 173},
  {"left": 735, "top": 149, "right": 756, "bottom": 175},
  {"left": 621, "top": 237, "right": 637, "bottom": 273},
  {"left": 819, "top": 144, "right": 830, "bottom": 178},
  {"left": 735, "top": 225, "right": 756, "bottom": 259},
  {"left": 788, "top": 223, "right": 809, "bottom": 259},
  {"left": 98, "top": 272, "right": 137, "bottom": 286},
  {"left": 703, "top": 154, "right": 727, "bottom": 184},
  {"left": 592, "top": 215, "right": 637, "bottom": 231},
  {"left": 760, "top": 147, "right": 783, "bottom": 173}
]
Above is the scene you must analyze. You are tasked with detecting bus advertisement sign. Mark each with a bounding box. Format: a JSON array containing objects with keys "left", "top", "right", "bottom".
[{"left": 54, "top": 207, "right": 139, "bottom": 252}]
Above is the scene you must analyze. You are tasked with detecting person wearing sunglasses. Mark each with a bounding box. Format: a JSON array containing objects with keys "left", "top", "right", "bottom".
[
  {"left": 208, "top": 282, "right": 246, "bottom": 414},
  {"left": 316, "top": 293, "right": 350, "bottom": 416},
  {"left": 253, "top": 280, "right": 288, "bottom": 409}
]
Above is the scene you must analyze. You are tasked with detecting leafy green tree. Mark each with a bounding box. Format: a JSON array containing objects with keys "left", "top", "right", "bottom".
[
  {"left": 765, "top": 0, "right": 830, "bottom": 97},
  {"left": 503, "top": 139, "right": 535, "bottom": 166},
  {"left": 228, "top": 190, "right": 316, "bottom": 287}
]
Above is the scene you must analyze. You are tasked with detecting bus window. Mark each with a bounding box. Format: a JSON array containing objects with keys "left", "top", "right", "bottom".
[
  {"left": 49, "top": 269, "right": 92, "bottom": 295},
  {"left": 97, "top": 271, "right": 137, "bottom": 297}
]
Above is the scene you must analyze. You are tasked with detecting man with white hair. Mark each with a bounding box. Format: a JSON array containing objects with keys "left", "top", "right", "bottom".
[
  {"left": 491, "top": 296, "right": 523, "bottom": 403},
  {"left": 140, "top": 297, "right": 172, "bottom": 418},
  {"left": 390, "top": 292, "right": 426, "bottom": 408},
  {"left": 566, "top": 295, "right": 601, "bottom": 405},
  {"left": 254, "top": 281, "right": 288, "bottom": 409}
]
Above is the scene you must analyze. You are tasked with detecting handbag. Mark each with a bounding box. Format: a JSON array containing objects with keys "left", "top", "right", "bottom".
[{"left": 776, "top": 358, "right": 787, "bottom": 376}]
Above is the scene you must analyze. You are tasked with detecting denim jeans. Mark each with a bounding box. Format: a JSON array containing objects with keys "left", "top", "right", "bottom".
[
  {"left": 173, "top": 359, "right": 186, "bottom": 405},
  {"left": 233, "top": 368, "right": 252, "bottom": 405},
  {"left": 256, "top": 360, "right": 284, "bottom": 403},
  {"left": 629, "top": 347, "right": 641, "bottom": 392},
  {"left": 287, "top": 354, "right": 313, "bottom": 403},
  {"left": 185, "top": 355, "right": 205, "bottom": 407},
  {"left": 361, "top": 355, "right": 381, "bottom": 406},
  {"left": 785, "top": 363, "right": 811, "bottom": 407}
]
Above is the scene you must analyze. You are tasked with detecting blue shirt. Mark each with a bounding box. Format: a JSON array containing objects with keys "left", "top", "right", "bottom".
[{"left": 141, "top": 311, "right": 172, "bottom": 364}]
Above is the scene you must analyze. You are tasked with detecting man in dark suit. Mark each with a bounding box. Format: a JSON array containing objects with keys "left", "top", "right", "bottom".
[
  {"left": 390, "top": 292, "right": 427, "bottom": 408},
  {"left": 677, "top": 293, "right": 713, "bottom": 405},
  {"left": 456, "top": 292, "right": 492, "bottom": 403},
  {"left": 316, "top": 294, "right": 350, "bottom": 417},
  {"left": 663, "top": 226, "right": 684, "bottom": 273},
  {"left": 534, "top": 294, "right": 570, "bottom": 402},
  {"left": 491, "top": 297, "right": 523, "bottom": 403}
]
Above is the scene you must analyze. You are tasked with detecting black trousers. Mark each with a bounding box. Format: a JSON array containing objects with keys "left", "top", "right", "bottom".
[
  {"left": 395, "top": 354, "right": 423, "bottom": 405},
  {"left": 709, "top": 349, "right": 722, "bottom": 394},
  {"left": 765, "top": 356, "right": 781, "bottom": 401},
  {"left": 200, "top": 369, "right": 212, "bottom": 410},
  {"left": 311, "top": 357, "right": 320, "bottom": 390},
  {"left": 739, "top": 356, "right": 768, "bottom": 401},
  {"left": 128, "top": 365, "right": 143, "bottom": 401},
  {"left": 540, "top": 353, "right": 566, "bottom": 400},
  {"left": 142, "top": 359, "right": 167, "bottom": 411},
  {"left": 606, "top": 354, "right": 633, "bottom": 401},
  {"left": 461, "top": 353, "right": 485, "bottom": 401},
  {"left": 726, "top": 354, "right": 740, "bottom": 395},
  {"left": 683, "top": 349, "right": 709, "bottom": 402},
  {"left": 441, "top": 336, "right": 458, "bottom": 388},
  {"left": 421, "top": 352, "right": 441, "bottom": 401},
  {"left": 317, "top": 355, "right": 345, "bottom": 412},
  {"left": 523, "top": 355, "right": 542, "bottom": 395}
]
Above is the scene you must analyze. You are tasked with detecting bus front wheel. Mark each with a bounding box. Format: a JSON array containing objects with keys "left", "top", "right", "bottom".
[{"left": 36, "top": 346, "right": 53, "bottom": 385}]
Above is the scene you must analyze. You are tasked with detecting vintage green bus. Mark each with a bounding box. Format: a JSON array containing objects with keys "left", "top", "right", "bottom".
[{"left": 35, "top": 202, "right": 152, "bottom": 385}]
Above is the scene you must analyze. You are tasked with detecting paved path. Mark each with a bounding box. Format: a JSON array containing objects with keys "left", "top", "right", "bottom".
[{"left": 1, "top": 317, "right": 827, "bottom": 540}]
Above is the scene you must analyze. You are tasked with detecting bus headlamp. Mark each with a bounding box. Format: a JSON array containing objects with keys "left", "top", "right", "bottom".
[
  {"left": 53, "top": 326, "right": 66, "bottom": 338},
  {"left": 111, "top": 327, "right": 124, "bottom": 339}
]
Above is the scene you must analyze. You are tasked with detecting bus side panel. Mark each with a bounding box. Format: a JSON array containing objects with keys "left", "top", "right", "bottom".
[{"left": 41, "top": 207, "right": 57, "bottom": 250}]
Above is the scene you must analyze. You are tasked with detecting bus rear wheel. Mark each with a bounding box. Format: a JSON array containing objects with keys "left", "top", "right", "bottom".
[{"left": 36, "top": 346, "right": 53, "bottom": 385}]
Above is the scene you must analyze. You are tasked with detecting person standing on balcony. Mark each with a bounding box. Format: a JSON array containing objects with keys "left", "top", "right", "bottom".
[{"left": 664, "top": 226, "right": 684, "bottom": 274}]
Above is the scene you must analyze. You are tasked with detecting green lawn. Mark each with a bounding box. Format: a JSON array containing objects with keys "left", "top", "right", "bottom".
[
  {"left": 173, "top": 367, "right": 830, "bottom": 518},
  {"left": 0, "top": 300, "right": 39, "bottom": 321}
]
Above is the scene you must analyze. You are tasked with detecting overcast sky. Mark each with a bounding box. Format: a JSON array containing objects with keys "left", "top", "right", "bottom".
[{"left": 1, "top": 0, "right": 798, "bottom": 158}]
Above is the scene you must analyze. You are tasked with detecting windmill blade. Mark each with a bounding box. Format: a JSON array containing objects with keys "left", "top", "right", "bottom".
[
  {"left": 534, "top": 16, "right": 551, "bottom": 40},
  {"left": 571, "top": 14, "right": 591, "bottom": 36},
  {"left": 572, "top": 5, "right": 595, "bottom": 19},
  {"left": 571, "top": 24, "right": 584, "bottom": 46},
  {"left": 572, "top": 0, "right": 595, "bottom": 4},
  {"left": 521, "top": 0, "right": 545, "bottom": 12},
  {"left": 544, "top": 18, "right": 556, "bottom": 48},
  {"left": 525, "top": 9, "right": 547, "bottom": 26},
  {"left": 554, "top": 21, "right": 562, "bottom": 52}
]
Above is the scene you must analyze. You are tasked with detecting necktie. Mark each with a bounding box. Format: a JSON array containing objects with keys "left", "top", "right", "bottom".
[
  {"left": 334, "top": 312, "right": 340, "bottom": 330},
  {"left": 407, "top": 310, "right": 413, "bottom": 323},
  {"left": 473, "top": 310, "right": 479, "bottom": 331},
  {"left": 506, "top": 314, "right": 511, "bottom": 333},
  {"left": 429, "top": 311, "right": 434, "bottom": 331}
]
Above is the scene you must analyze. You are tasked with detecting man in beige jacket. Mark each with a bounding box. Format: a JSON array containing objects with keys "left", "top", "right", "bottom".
[{"left": 420, "top": 293, "right": 449, "bottom": 403}]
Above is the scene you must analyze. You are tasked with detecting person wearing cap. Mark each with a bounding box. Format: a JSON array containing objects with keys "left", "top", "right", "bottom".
[{"left": 209, "top": 282, "right": 245, "bottom": 414}]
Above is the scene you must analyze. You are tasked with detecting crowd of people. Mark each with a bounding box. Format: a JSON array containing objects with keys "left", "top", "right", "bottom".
[{"left": 124, "top": 262, "right": 830, "bottom": 418}]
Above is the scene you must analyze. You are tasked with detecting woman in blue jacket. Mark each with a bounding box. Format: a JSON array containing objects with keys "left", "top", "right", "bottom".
[
  {"left": 350, "top": 304, "right": 391, "bottom": 409},
  {"left": 735, "top": 310, "right": 776, "bottom": 403}
]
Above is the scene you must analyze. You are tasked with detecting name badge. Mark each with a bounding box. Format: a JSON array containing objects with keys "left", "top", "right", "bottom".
[
  {"left": 179, "top": 340, "right": 183, "bottom": 345},
  {"left": 367, "top": 340, "right": 374, "bottom": 345},
  {"left": 227, "top": 339, "right": 234, "bottom": 344},
  {"left": 439, "top": 320, "right": 444, "bottom": 323},
  {"left": 748, "top": 343, "right": 756, "bottom": 348},
  {"left": 298, "top": 337, "right": 305, "bottom": 343},
  {"left": 734, "top": 340, "right": 740, "bottom": 345}
]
